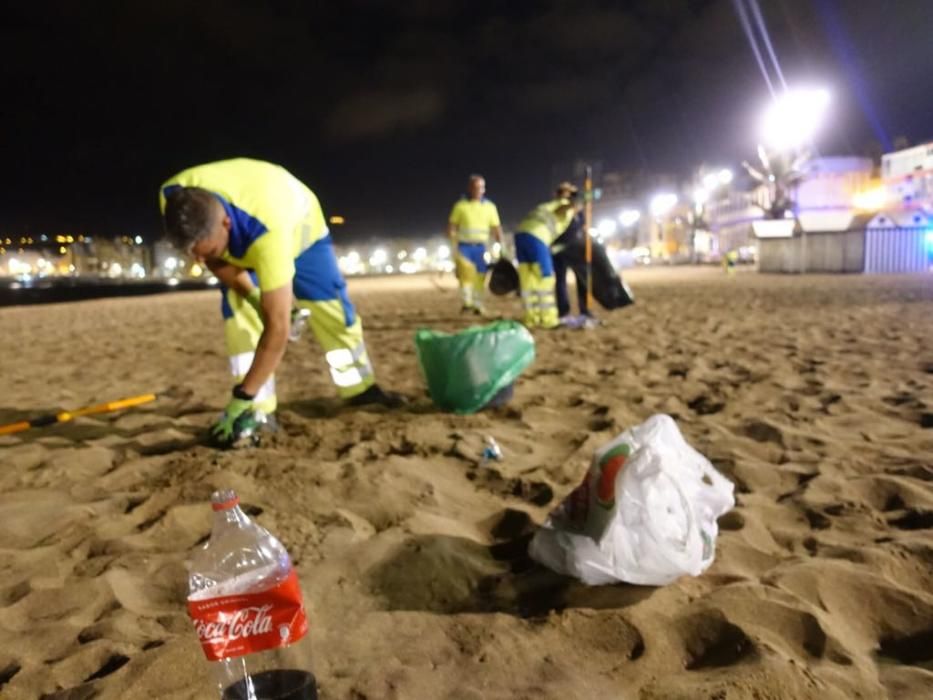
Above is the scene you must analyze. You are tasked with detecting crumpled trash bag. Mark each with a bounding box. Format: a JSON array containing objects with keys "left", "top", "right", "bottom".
[{"left": 529, "top": 414, "right": 734, "bottom": 585}]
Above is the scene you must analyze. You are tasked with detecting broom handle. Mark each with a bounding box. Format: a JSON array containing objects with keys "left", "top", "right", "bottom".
[{"left": 0, "top": 393, "right": 157, "bottom": 436}]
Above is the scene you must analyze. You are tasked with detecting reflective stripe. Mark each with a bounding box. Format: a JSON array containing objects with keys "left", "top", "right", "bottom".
[
  {"left": 330, "top": 366, "right": 365, "bottom": 388},
  {"left": 325, "top": 348, "right": 354, "bottom": 368},
  {"left": 325, "top": 343, "right": 373, "bottom": 389},
  {"left": 228, "top": 352, "right": 276, "bottom": 404}
]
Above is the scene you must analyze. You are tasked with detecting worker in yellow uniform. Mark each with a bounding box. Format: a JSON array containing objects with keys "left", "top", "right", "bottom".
[
  {"left": 447, "top": 174, "right": 503, "bottom": 315},
  {"left": 159, "top": 158, "right": 402, "bottom": 448},
  {"left": 514, "top": 183, "right": 580, "bottom": 329}
]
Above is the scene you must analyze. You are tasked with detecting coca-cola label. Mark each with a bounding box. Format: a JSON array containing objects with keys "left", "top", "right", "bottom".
[{"left": 187, "top": 569, "right": 308, "bottom": 661}]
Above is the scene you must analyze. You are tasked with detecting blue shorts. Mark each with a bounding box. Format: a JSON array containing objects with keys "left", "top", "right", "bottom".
[
  {"left": 221, "top": 235, "right": 356, "bottom": 326},
  {"left": 457, "top": 241, "right": 488, "bottom": 273},
  {"left": 514, "top": 232, "right": 554, "bottom": 277}
]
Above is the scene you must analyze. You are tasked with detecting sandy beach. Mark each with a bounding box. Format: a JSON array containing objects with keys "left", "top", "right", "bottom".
[{"left": 1, "top": 267, "right": 931, "bottom": 699}]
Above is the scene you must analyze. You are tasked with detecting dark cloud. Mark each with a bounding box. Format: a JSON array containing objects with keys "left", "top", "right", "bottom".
[{"left": 327, "top": 88, "right": 447, "bottom": 141}]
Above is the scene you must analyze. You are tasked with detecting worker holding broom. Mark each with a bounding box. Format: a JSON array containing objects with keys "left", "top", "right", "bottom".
[
  {"left": 513, "top": 183, "right": 581, "bottom": 329},
  {"left": 447, "top": 174, "right": 503, "bottom": 316},
  {"left": 159, "top": 158, "right": 402, "bottom": 448}
]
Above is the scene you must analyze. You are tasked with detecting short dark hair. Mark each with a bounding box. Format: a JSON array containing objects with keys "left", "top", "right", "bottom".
[{"left": 163, "top": 187, "right": 219, "bottom": 251}]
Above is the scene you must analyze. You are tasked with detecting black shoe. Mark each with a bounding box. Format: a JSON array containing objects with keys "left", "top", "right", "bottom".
[{"left": 346, "top": 384, "right": 407, "bottom": 409}]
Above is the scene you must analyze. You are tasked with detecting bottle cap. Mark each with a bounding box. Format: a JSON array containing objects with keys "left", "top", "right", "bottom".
[{"left": 211, "top": 489, "right": 240, "bottom": 511}]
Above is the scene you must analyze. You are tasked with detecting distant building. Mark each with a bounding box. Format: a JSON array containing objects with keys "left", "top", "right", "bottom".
[
  {"left": 706, "top": 188, "right": 770, "bottom": 259},
  {"left": 881, "top": 141, "right": 933, "bottom": 211},
  {"left": 794, "top": 156, "right": 875, "bottom": 232}
]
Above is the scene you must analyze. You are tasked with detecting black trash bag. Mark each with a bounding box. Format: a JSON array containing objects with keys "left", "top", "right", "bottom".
[
  {"left": 489, "top": 257, "right": 520, "bottom": 296},
  {"left": 590, "top": 241, "right": 634, "bottom": 310},
  {"left": 554, "top": 237, "right": 634, "bottom": 311}
]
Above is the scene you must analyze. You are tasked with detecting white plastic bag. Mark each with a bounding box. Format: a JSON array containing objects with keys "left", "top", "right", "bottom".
[{"left": 529, "top": 414, "right": 734, "bottom": 585}]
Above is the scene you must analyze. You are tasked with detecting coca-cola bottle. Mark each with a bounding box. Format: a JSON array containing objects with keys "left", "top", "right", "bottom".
[{"left": 187, "top": 489, "right": 317, "bottom": 700}]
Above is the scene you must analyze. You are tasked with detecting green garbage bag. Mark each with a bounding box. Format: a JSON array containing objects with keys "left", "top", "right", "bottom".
[{"left": 414, "top": 321, "right": 536, "bottom": 414}]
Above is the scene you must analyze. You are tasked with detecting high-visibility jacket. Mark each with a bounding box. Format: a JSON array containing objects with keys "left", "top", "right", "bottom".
[
  {"left": 160, "top": 158, "right": 327, "bottom": 292},
  {"left": 448, "top": 197, "right": 501, "bottom": 243},
  {"left": 516, "top": 198, "right": 575, "bottom": 246}
]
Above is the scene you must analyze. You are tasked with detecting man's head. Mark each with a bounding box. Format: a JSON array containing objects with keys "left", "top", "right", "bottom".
[
  {"left": 555, "top": 181, "right": 579, "bottom": 200},
  {"left": 467, "top": 174, "right": 486, "bottom": 201},
  {"left": 163, "top": 187, "right": 230, "bottom": 261}
]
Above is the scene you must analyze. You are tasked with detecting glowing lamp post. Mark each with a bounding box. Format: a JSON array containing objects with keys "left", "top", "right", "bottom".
[
  {"left": 760, "top": 88, "right": 830, "bottom": 153},
  {"left": 618, "top": 209, "right": 641, "bottom": 228},
  {"left": 650, "top": 193, "right": 678, "bottom": 256},
  {"left": 596, "top": 218, "right": 617, "bottom": 239}
]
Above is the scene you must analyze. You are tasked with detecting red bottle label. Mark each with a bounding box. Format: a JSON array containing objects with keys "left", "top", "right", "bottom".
[{"left": 187, "top": 569, "right": 308, "bottom": 661}]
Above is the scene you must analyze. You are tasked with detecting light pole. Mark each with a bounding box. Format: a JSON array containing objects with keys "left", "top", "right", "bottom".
[
  {"left": 649, "top": 193, "right": 678, "bottom": 259},
  {"left": 617, "top": 209, "right": 641, "bottom": 248},
  {"left": 751, "top": 87, "right": 831, "bottom": 272},
  {"left": 691, "top": 168, "right": 733, "bottom": 262}
]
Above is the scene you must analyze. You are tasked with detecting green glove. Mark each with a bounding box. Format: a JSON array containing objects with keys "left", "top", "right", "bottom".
[
  {"left": 243, "top": 287, "right": 263, "bottom": 315},
  {"left": 209, "top": 394, "right": 257, "bottom": 448}
]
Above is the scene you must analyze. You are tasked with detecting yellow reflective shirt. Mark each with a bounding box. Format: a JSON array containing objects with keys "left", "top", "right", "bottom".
[
  {"left": 448, "top": 197, "right": 501, "bottom": 243},
  {"left": 516, "top": 198, "right": 575, "bottom": 245},
  {"left": 159, "top": 158, "right": 327, "bottom": 291}
]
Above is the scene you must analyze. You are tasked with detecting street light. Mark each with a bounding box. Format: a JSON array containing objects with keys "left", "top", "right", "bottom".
[
  {"left": 761, "top": 88, "right": 830, "bottom": 152},
  {"left": 369, "top": 248, "right": 387, "bottom": 266},
  {"left": 597, "top": 218, "right": 617, "bottom": 237},
  {"left": 618, "top": 209, "right": 641, "bottom": 227},
  {"left": 718, "top": 169, "right": 733, "bottom": 185},
  {"left": 650, "top": 193, "right": 678, "bottom": 218}
]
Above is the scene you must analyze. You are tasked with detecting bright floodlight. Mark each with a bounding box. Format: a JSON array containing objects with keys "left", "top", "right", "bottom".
[
  {"left": 164, "top": 257, "right": 178, "bottom": 270},
  {"left": 412, "top": 246, "right": 427, "bottom": 261},
  {"left": 761, "top": 88, "right": 831, "bottom": 151},
  {"left": 597, "top": 218, "right": 617, "bottom": 237},
  {"left": 369, "top": 248, "right": 388, "bottom": 266},
  {"left": 347, "top": 250, "right": 360, "bottom": 264},
  {"left": 436, "top": 244, "right": 450, "bottom": 259},
  {"left": 693, "top": 188, "right": 709, "bottom": 206},
  {"left": 650, "top": 193, "right": 678, "bottom": 217},
  {"left": 719, "top": 169, "right": 733, "bottom": 185},
  {"left": 134, "top": 235, "right": 143, "bottom": 245},
  {"left": 618, "top": 209, "right": 641, "bottom": 227}
]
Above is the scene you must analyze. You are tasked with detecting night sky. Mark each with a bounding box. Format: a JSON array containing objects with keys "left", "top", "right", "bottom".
[{"left": 2, "top": 0, "right": 931, "bottom": 241}]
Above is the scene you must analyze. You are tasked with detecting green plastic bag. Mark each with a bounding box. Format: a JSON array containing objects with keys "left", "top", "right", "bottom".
[{"left": 414, "top": 321, "right": 536, "bottom": 414}]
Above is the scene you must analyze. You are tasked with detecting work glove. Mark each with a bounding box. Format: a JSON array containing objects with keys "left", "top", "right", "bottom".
[{"left": 209, "top": 389, "right": 258, "bottom": 448}]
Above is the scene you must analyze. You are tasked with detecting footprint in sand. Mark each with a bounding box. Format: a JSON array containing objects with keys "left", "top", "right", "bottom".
[
  {"left": 740, "top": 419, "right": 785, "bottom": 446},
  {"left": 673, "top": 609, "right": 755, "bottom": 670},
  {"left": 878, "top": 628, "right": 933, "bottom": 666},
  {"left": 467, "top": 464, "right": 554, "bottom": 507}
]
